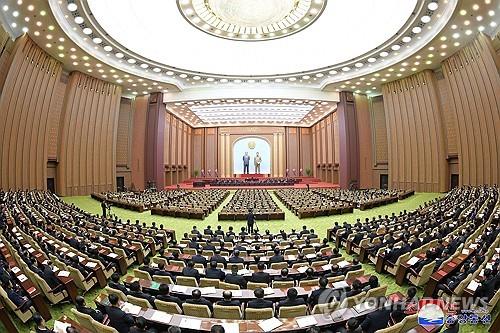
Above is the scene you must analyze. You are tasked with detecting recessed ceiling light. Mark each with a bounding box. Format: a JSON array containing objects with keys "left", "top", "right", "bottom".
[
  {"left": 74, "top": 17, "right": 84, "bottom": 24},
  {"left": 83, "top": 28, "right": 92, "bottom": 35},
  {"left": 67, "top": 3, "right": 78, "bottom": 12},
  {"left": 421, "top": 16, "right": 431, "bottom": 23},
  {"left": 428, "top": 2, "right": 438, "bottom": 11}
]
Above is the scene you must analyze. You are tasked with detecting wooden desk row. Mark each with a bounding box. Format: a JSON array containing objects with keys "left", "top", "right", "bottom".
[
  {"left": 94, "top": 293, "right": 408, "bottom": 332},
  {"left": 0, "top": 242, "right": 52, "bottom": 321}
]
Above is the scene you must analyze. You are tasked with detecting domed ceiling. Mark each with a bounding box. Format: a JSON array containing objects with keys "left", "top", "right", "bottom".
[{"left": 0, "top": 0, "right": 498, "bottom": 126}]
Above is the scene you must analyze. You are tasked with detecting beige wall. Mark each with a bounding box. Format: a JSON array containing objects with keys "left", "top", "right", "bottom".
[
  {"left": 164, "top": 114, "right": 192, "bottom": 185},
  {"left": 312, "top": 113, "right": 339, "bottom": 183},
  {"left": 0, "top": 36, "right": 62, "bottom": 190},
  {"left": 442, "top": 34, "right": 500, "bottom": 186},
  {"left": 57, "top": 72, "right": 122, "bottom": 196}
]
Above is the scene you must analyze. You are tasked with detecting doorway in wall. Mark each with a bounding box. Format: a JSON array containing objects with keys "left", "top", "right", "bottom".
[
  {"left": 380, "top": 174, "right": 388, "bottom": 189},
  {"left": 116, "top": 176, "right": 125, "bottom": 192}
]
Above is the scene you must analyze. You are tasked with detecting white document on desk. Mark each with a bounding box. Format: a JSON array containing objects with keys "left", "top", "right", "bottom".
[
  {"left": 296, "top": 316, "right": 318, "bottom": 328},
  {"left": 53, "top": 321, "right": 71, "bottom": 333},
  {"left": 337, "top": 260, "right": 350, "bottom": 268},
  {"left": 150, "top": 310, "right": 172, "bottom": 324},
  {"left": 332, "top": 281, "right": 349, "bottom": 289},
  {"left": 468, "top": 280, "right": 480, "bottom": 291},
  {"left": 406, "top": 257, "right": 420, "bottom": 266},
  {"left": 172, "top": 285, "right": 188, "bottom": 293},
  {"left": 121, "top": 302, "right": 141, "bottom": 315},
  {"left": 108, "top": 253, "right": 118, "bottom": 258},
  {"left": 86, "top": 262, "right": 97, "bottom": 268},
  {"left": 57, "top": 270, "right": 71, "bottom": 278},
  {"left": 11, "top": 266, "right": 20, "bottom": 274},
  {"left": 221, "top": 323, "right": 239, "bottom": 333},
  {"left": 321, "top": 264, "right": 332, "bottom": 271},
  {"left": 200, "top": 287, "right": 217, "bottom": 295},
  {"left": 231, "top": 290, "right": 243, "bottom": 297},
  {"left": 179, "top": 318, "right": 202, "bottom": 330},
  {"left": 263, "top": 287, "right": 275, "bottom": 295},
  {"left": 259, "top": 317, "right": 283, "bottom": 332},
  {"left": 18, "top": 274, "right": 28, "bottom": 282},
  {"left": 297, "top": 266, "right": 309, "bottom": 273}
]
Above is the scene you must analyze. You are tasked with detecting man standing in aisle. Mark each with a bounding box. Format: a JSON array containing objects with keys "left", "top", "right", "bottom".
[
  {"left": 247, "top": 208, "right": 255, "bottom": 233},
  {"left": 243, "top": 152, "right": 250, "bottom": 174},
  {"left": 254, "top": 152, "right": 262, "bottom": 174}
]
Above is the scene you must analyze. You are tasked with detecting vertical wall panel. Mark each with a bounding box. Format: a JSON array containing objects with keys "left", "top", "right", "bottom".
[
  {"left": 442, "top": 34, "right": 500, "bottom": 186},
  {"left": 355, "top": 94, "right": 374, "bottom": 188},
  {"left": 0, "top": 36, "right": 62, "bottom": 190},
  {"left": 131, "top": 95, "right": 148, "bottom": 190},
  {"left": 57, "top": 72, "right": 121, "bottom": 196},
  {"left": 382, "top": 70, "right": 447, "bottom": 192}
]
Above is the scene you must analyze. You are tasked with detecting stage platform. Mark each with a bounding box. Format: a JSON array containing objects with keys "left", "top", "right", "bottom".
[{"left": 165, "top": 176, "right": 339, "bottom": 190}]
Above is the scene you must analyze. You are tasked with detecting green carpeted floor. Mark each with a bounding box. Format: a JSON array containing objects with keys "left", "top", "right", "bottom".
[{"left": 6, "top": 191, "right": 495, "bottom": 333}]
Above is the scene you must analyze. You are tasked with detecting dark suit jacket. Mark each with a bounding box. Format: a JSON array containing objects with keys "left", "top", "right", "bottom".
[
  {"left": 269, "top": 255, "right": 285, "bottom": 263},
  {"left": 105, "top": 305, "right": 134, "bottom": 333},
  {"left": 109, "top": 281, "right": 129, "bottom": 294},
  {"left": 186, "top": 297, "right": 213, "bottom": 312},
  {"left": 247, "top": 298, "right": 273, "bottom": 309},
  {"left": 156, "top": 294, "right": 182, "bottom": 308},
  {"left": 210, "top": 255, "right": 227, "bottom": 265},
  {"left": 360, "top": 307, "right": 391, "bottom": 333},
  {"left": 42, "top": 266, "right": 61, "bottom": 289},
  {"left": 217, "top": 299, "right": 241, "bottom": 307},
  {"left": 225, "top": 274, "right": 247, "bottom": 289},
  {"left": 308, "top": 287, "right": 334, "bottom": 306},
  {"left": 182, "top": 267, "right": 200, "bottom": 280},
  {"left": 206, "top": 268, "right": 225, "bottom": 280},
  {"left": 229, "top": 256, "right": 244, "bottom": 264},
  {"left": 129, "top": 290, "right": 155, "bottom": 307},
  {"left": 277, "top": 297, "right": 305, "bottom": 311},
  {"left": 76, "top": 305, "right": 104, "bottom": 322},
  {"left": 192, "top": 254, "right": 207, "bottom": 266},
  {"left": 251, "top": 271, "right": 270, "bottom": 284}
]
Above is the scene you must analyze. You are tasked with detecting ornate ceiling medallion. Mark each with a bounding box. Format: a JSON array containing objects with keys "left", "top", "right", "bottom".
[{"left": 177, "top": 0, "right": 327, "bottom": 41}]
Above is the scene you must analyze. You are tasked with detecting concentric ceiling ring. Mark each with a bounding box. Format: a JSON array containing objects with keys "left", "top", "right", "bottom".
[{"left": 177, "top": 0, "right": 327, "bottom": 41}]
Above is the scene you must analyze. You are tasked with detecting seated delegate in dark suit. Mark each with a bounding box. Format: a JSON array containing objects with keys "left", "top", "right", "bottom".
[
  {"left": 359, "top": 302, "right": 392, "bottom": 333},
  {"left": 186, "top": 289, "right": 213, "bottom": 312},
  {"left": 42, "top": 262, "right": 62, "bottom": 290},
  {"left": 210, "top": 250, "right": 227, "bottom": 266},
  {"left": 182, "top": 261, "right": 201, "bottom": 280},
  {"left": 269, "top": 249, "right": 284, "bottom": 263},
  {"left": 3, "top": 282, "right": 33, "bottom": 312},
  {"left": 251, "top": 263, "right": 270, "bottom": 284},
  {"left": 224, "top": 265, "right": 247, "bottom": 289},
  {"left": 277, "top": 288, "right": 305, "bottom": 311},
  {"left": 129, "top": 316, "right": 157, "bottom": 333},
  {"left": 308, "top": 277, "right": 334, "bottom": 307},
  {"left": 138, "top": 257, "right": 156, "bottom": 277},
  {"left": 76, "top": 295, "right": 104, "bottom": 322},
  {"left": 192, "top": 250, "right": 208, "bottom": 267},
  {"left": 128, "top": 281, "right": 155, "bottom": 307},
  {"left": 216, "top": 291, "right": 241, "bottom": 307},
  {"left": 33, "top": 313, "right": 55, "bottom": 333},
  {"left": 156, "top": 284, "right": 182, "bottom": 309},
  {"left": 106, "top": 294, "right": 134, "bottom": 333},
  {"left": 228, "top": 250, "right": 245, "bottom": 264},
  {"left": 247, "top": 288, "right": 274, "bottom": 309},
  {"left": 205, "top": 261, "right": 225, "bottom": 280},
  {"left": 345, "top": 279, "right": 364, "bottom": 298},
  {"left": 153, "top": 262, "right": 174, "bottom": 280},
  {"left": 274, "top": 268, "right": 294, "bottom": 282},
  {"left": 109, "top": 273, "right": 129, "bottom": 294}
]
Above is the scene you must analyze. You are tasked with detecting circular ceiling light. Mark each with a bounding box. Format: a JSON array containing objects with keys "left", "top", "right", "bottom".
[
  {"left": 67, "top": 3, "right": 78, "bottom": 12},
  {"left": 177, "top": 0, "right": 327, "bottom": 41}
]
